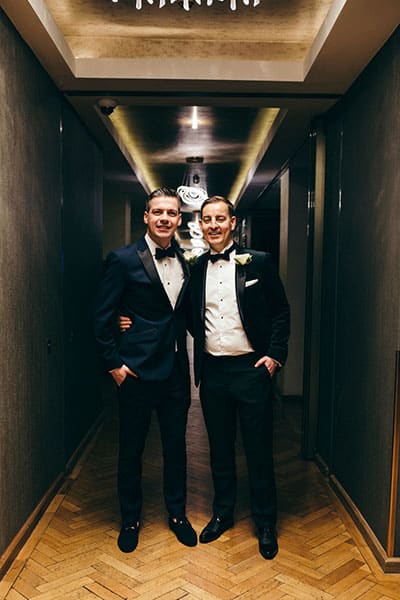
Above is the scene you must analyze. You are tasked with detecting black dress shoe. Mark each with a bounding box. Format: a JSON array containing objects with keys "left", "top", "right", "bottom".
[
  {"left": 258, "top": 525, "right": 278, "bottom": 559},
  {"left": 199, "top": 516, "right": 234, "bottom": 543},
  {"left": 169, "top": 516, "right": 197, "bottom": 547},
  {"left": 118, "top": 522, "right": 140, "bottom": 553}
]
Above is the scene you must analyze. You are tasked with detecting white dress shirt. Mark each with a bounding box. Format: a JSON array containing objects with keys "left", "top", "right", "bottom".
[
  {"left": 145, "top": 233, "right": 184, "bottom": 308},
  {"left": 205, "top": 244, "right": 254, "bottom": 356}
]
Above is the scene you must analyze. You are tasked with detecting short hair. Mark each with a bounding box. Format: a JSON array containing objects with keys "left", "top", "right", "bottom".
[
  {"left": 146, "top": 187, "right": 181, "bottom": 211},
  {"left": 200, "top": 195, "right": 235, "bottom": 218}
]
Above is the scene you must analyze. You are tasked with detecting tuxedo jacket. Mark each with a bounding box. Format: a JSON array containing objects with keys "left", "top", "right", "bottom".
[
  {"left": 189, "top": 246, "right": 290, "bottom": 386},
  {"left": 94, "top": 236, "right": 190, "bottom": 381}
]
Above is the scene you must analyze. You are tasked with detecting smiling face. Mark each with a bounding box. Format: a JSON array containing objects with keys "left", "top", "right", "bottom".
[
  {"left": 200, "top": 200, "right": 236, "bottom": 253},
  {"left": 144, "top": 195, "right": 182, "bottom": 248}
]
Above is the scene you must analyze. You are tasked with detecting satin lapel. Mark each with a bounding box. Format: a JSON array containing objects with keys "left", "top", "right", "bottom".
[
  {"left": 200, "top": 254, "right": 209, "bottom": 322},
  {"left": 235, "top": 255, "right": 247, "bottom": 324},
  {"left": 174, "top": 240, "right": 190, "bottom": 309},
  {"left": 137, "top": 240, "right": 171, "bottom": 308}
]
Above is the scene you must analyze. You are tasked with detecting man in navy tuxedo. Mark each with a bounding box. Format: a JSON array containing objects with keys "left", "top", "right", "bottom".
[
  {"left": 190, "top": 195, "right": 290, "bottom": 559},
  {"left": 94, "top": 188, "right": 197, "bottom": 552}
]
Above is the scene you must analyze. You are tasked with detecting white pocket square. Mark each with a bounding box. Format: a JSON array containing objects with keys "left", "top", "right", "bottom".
[{"left": 245, "top": 278, "right": 259, "bottom": 287}]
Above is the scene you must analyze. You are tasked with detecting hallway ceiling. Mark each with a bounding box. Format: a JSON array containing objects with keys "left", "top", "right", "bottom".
[{"left": 1, "top": 0, "right": 399, "bottom": 225}]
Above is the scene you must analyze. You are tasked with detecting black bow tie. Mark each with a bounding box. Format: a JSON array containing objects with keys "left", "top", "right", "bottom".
[
  {"left": 209, "top": 245, "right": 235, "bottom": 263},
  {"left": 155, "top": 246, "right": 175, "bottom": 260}
]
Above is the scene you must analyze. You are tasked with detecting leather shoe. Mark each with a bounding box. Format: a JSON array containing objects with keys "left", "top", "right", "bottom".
[
  {"left": 199, "top": 516, "right": 234, "bottom": 543},
  {"left": 117, "top": 522, "right": 140, "bottom": 553},
  {"left": 258, "top": 525, "right": 278, "bottom": 559},
  {"left": 169, "top": 516, "right": 197, "bottom": 546}
]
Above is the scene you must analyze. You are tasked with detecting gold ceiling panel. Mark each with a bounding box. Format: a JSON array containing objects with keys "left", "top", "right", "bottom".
[{"left": 45, "top": 0, "right": 334, "bottom": 61}]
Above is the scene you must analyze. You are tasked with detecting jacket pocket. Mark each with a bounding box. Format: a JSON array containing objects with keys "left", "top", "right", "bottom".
[{"left": 119, "top": 328, "right": 157, "bottom": 351}]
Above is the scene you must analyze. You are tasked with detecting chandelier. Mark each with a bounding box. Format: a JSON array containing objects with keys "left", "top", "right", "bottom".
[
  {"left": 178, "top": 156, "right": 208, "bottom": 251},
  {"left": 112, "top": 0, "right": 260, "bottom": 11},
  {"left": 178, "top": 156, "right": 208, "bottom": 210}
]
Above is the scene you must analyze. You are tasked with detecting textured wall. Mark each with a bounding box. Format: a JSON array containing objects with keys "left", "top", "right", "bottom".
[
  {"left": 0, "top": 11, "right": 64, "bottom": 553},
  {"left": 319, "top": 28, "right": 400, "bottom": 553},
  {"left": 102, "top": 184, "right": 131, "bottom": 257},
  {"left": 0, "top": 10, "right": 103, "bottom": 556}
]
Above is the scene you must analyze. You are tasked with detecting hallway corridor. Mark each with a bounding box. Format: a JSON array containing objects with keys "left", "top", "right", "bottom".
[{"left": 1, "top": 383, "right": 400, "bottom": 600}]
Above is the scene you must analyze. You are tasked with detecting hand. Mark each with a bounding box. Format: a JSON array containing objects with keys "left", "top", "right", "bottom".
[
  {"left": 254, "top": 355, "right": 279, "bottom": 377},
  {"left": 109, "top": 364, "right": 138, "bottom": 386},
  {"left": 119, "top": 315, "right": 133, "bottom": 332}
]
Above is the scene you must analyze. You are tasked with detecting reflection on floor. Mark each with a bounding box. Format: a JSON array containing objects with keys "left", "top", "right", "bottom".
[{"left": 1, "top": 383, "right": 400, "bottom": 599}]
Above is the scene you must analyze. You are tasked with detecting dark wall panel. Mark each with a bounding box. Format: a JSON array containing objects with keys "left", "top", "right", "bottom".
[
  {"left": 319, "top": 28, "right": 400, "bottom": 551},
  {"left": 62, "top": 102, "right": 103, "bottom": 460},
  {"left": 0, "top": 11, "right": 64, "bottom": 553},
  {"left": 318, "top": 121, "right": 342, "bottom": 465},
  {"left": 0, "top": 9, "right": 104, "bottom": 556}
]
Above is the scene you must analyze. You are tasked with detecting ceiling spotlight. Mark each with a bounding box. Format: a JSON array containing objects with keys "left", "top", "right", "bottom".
[{"left": 191, "top": 106, "right": 199, "bottom": 130}]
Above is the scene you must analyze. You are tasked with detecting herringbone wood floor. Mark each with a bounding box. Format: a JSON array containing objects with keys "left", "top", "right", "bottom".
[{"left": 2, "top": 379, "right": 400, "bottom": 599}]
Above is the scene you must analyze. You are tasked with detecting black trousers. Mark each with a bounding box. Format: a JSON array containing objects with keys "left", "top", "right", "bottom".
[
  {"left": 200, "top": 352, "right": 276, "bottom": 528},
  {"left": 117, "top": 355, "right": 190, "bottom": 526}
]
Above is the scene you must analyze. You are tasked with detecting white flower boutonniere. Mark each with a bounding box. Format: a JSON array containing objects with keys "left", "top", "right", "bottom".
[
  {"left": 234, "top": 253, "right": 253, "bottom": 266},
  {"left": 183, "top": 249, "right": 204, "bottom": 264}
]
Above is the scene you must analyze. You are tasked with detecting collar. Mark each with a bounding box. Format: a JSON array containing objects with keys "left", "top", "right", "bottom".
[
  {"left": 145, "top": 232, "right": 174, "bottom": 257},
  {"left": 209, "top": 241, "right": 235, "bottom": 256}
]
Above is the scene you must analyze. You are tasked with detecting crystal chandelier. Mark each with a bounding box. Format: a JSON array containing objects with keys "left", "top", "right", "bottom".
[{"left": 112, "top": 0, "right": 260, "bottom": 11}]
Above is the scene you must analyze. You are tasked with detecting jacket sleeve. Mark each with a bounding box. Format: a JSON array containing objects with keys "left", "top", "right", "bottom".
[{"left": 93, "top": 252, "right": 125, "bottom": 371}]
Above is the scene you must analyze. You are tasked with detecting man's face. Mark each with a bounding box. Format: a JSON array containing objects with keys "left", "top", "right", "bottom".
[
  {"left": 144, "top": 195, "right": 182, "bottom": 248},
  {"left": 200, "top": 201, "right": 236, "bottom": 253}
]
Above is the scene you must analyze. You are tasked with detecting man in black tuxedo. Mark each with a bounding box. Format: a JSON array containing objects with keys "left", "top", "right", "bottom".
[
  {"left": 190, "top": 195, "right": 290, "bottom": 559},
  {"left": 94, "top": 188, "right": 197, "bottom": 552}
]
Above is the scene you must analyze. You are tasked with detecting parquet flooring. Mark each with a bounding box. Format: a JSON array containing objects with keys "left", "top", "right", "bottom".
[{"left": 1, "top": 377, "right": 400, "bottom": 599}]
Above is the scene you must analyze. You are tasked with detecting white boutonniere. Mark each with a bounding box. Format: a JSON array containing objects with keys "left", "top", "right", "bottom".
[
  {"left": 183, "top": 249, "right": 204, "bottom": 264},
  {"left": 234, "top": 253, "right": 252, "bottom": 266}
]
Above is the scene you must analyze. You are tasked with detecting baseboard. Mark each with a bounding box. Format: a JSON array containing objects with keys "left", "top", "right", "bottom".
[
  {"left": 314, "top": 452, "right": 329, "bottom": 477},
  {"left": 0, "top": 412, "right": 104, "bottom": 581},
  {"left": 330, "top": 475, "right": 400, "bottom": 573}
]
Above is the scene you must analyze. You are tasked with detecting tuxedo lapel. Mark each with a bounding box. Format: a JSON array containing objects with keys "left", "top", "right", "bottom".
[
  {"left": 235, "top": 264, "right": 246, "bottom": 324},
  {"left": 200, "top": 256, "right": 208, "bottom": 322},
  {"left": 173, "top": 239, "right": 190, "bottom": 310},
  {"left": 235, "top": 247, "right": 248, "bottom": 324},
  {"left": 137, "top": 238, "right": 172, "bottom": 308},
  {"left": 193, "top": 253, "right": 209, "bottom": 323}
]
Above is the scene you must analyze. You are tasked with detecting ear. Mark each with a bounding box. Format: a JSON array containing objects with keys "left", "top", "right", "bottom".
[
  {"left": 231, "top": 216, "right": 237, "bottom": 230},
  {"left": 178, "top": 213, "right": 182, "bottom": 227},
  {"left": 143, "top": 211, "right": 149, "bottom": 225}
]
